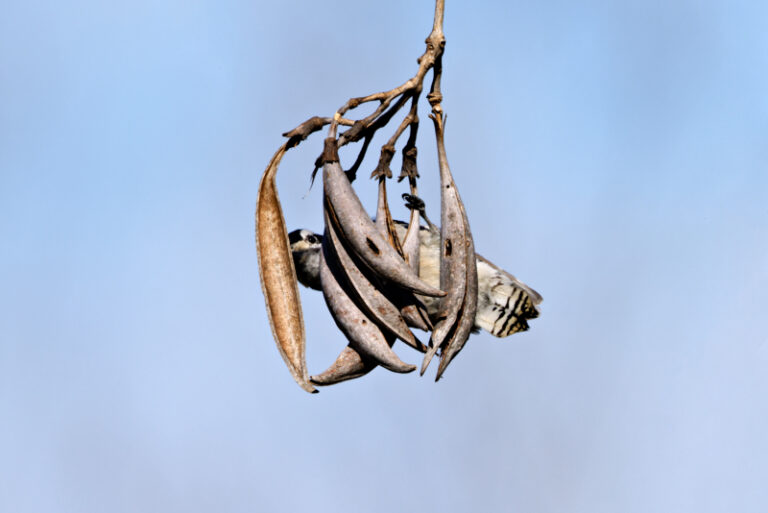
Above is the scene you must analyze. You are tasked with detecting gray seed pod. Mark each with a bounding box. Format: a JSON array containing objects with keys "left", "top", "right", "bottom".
[
  {"left": 321, "top": 138, "right": 445, "bottom": 298},
  {"left": 319, "top": 234, "right": 416, "bottom": 374}
]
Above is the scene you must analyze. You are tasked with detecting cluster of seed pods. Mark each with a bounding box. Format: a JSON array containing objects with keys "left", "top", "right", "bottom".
[
  {"left": 312, "top": 134, "right": 475, "bottom": 385},
  {"left": 255, "top": 0, "right": 480, "bottom": 392}
]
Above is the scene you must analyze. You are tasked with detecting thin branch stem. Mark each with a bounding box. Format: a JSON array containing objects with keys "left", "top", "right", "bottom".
[{"left": 433, "top": 0, "right": 445, "bottom": 34}]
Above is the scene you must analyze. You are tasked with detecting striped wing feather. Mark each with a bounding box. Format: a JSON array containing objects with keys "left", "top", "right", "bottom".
[{"left": 473, "top": 256, "right": 541, "bottom": 338}]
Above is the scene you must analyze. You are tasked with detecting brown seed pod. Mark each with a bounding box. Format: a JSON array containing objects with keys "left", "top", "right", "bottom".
[
  {"left": 321, "top": 139, "right": 445, "bottom": 298},
  {"left": 436, "top": 200, "right": 478, "bottom": 380},
  {"left": 401, "top": 197, "right": 422, "bottom": 270},
  {"left": 308, "top": 327, "right": 400, "bottom": 386},
  {"left": 374, "top": 175, "right": 404, "bottom": 256},
  {"left": 324, "top": 200, "right": 425, "bottom": 352},
  {"left": 319, "top": 232, "right": 417, "bottom": 374},
  {"left": 397, "top": 186, "right": 434, "bottom": 333},
  {"left": 310, "top": 345, "right": 376, "bottom": 386},
  {"left": 395, "top": 295, "right": 432, "bottom": 335},
  {"left": 421, "top": 113, "right": 478, "bottom": 377},
  {"left": 255, "top": 144, "right": 317, "bottom": 394}
]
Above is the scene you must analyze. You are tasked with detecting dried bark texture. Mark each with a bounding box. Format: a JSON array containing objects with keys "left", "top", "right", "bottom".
[{"left": 255, "top": 144, "right": 317, "bottom": 393}]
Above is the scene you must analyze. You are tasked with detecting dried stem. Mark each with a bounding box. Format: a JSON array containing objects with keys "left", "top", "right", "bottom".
[{"left": 276, "top": 1, "right": 446, "bottom": 156}]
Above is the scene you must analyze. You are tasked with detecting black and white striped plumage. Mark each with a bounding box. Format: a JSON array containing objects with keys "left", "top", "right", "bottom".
[{"left": 289, "top": 222, "right": 541, "bottom": 338}]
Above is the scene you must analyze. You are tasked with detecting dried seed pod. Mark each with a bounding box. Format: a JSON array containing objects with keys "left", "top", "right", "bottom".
[
  {"left": 401, "top": 193, "right": 422, "bottom": 269},
  {"left": 397, "top": 298, "right": 432, "bottom": 334},
  {"left": 420, "top": 184, "right": 467, "bottom": 373},
  {"left": 255, "top": 144, "right": 317, "bottom": 394},
  {"left": 324, "top": 201, "right": 425, "bottom": 352},
  {"left": 310, "top": 345, "right": 376, "bottom": 386},
  {"left": 321, "top": 138, "right": 445, "bottom": 298},
  {"left": 397, "top": 185, "right": 434, "bottom": 334},
  {"left": 309, "top": 328, "right": 403, "bottom": 386},
  {"left": 374, "top": 176, "right": 404, "bottom": 255},
  {"left": 436, "top": 201, "right": 478, "bottom": 380},
  {"left": 319, "top": 233, "right": 417, "bottom": 374},
  {"left": 421, "top": 114, "right": 478, "bottom": 376}
]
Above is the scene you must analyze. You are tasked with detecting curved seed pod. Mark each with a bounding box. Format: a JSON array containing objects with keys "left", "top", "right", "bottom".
[
  {"left": 398, "top": 184, "right": 434, "bottom": 333},
  {"left": 435, "top": 201, "right": 478, "bottom": 380},
  {"left": 400, "top": 302, "right": 432, "bottom": 333},
  {"left": 255, "top": 144, "right": 317, "bottom": 394},
  {"left": 319, "top": 234, "right": 416, "bottom": 374},
  {"left": 420, "top": 329, "right": 442, "bottom": 374},
  {"left": 374, "top": 176, "right": 404, "bottom": 255},
  {"left": 309, "top": 329, "right": 401, "bottom": 386},
  {"left": 420, "top": 177, "right": 467, "bottom": 373},
  {"left": 377, "top": 270, "right": 433, "bottom": 335},
  {"left": 421, "top": 114, "right": 477, "bottom": 375},
  {"left": 401, "top": 198, "right": 422, "bottom": 269},
  {"left": 310, "top": 345, "right": 376, "bottom": 386},
  {"left": 324, "top": 202, "right": 425, "bottom": 352},
  {"left": 372, "top": 175, "right": 432, "bottom": 335},
  {"left": 374, "top": 177, "right": 388, "bottom": 235},
  {"left": 321, "top": 138, "right": 444, "bottom": 298}
]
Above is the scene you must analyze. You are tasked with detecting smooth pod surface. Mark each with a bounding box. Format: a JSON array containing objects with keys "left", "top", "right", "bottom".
[
  {"left": 436, "top": 200, "right": 478, "bottom": 380},
  {"left": 323, "top": 158, "right": 445, "bottom": 298},
  {"left": 324, "top": 203, "right": 425, "bottom": 351},
  {"left": 421, "top": 115, "right": 477, "bottom": 376},
  {"left": 310, "top": 345, "right": 376, "bottom": 386},
  {"left": 319, "top": 235, "right": 417, "bottom": 374},
  {"left": 397, "top": 194, "right": 433, "bottom": 333},
  {"left": 374, "top": 177, "right": 403, "bottom": 254},
  {"left": 401, "top": 201, "right": 422, "bottom": 271}
]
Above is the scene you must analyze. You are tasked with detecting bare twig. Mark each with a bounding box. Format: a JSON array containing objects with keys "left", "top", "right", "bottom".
[{"left": 282, "top": 116, "right": 354, "bottom": 149}]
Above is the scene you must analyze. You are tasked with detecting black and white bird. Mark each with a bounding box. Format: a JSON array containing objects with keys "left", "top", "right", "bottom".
[{"left": 288, "top": 216, "right": 542, "bottom": 338}]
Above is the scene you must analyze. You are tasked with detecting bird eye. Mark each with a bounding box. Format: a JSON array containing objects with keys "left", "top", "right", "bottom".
[{"left": 307, "top": 234, "right": 318, "bottom": 244}]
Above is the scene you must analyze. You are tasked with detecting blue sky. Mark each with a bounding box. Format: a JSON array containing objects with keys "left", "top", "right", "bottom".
[{"left": 1, "top": 1, "right": 767, "bottom": 512}]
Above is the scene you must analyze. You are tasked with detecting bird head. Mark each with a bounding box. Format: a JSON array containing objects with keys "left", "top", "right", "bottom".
[{"left": 288, "top": 229, "right": 323, "bottom": 290}]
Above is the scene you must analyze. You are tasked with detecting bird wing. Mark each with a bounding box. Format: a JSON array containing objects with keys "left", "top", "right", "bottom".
[
  {"left": 474, "top": 254, "right": 541, "bottom": 338},
  {"left": 392, "top": 220, "right": 541, "bottom": 337}
]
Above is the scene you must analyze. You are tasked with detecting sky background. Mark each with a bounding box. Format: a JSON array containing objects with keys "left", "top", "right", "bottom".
[{"left": 2, "top": 1, "right": 767, "bottom": 512}]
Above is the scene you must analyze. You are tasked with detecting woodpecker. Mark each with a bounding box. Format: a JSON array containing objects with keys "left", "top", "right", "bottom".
[{"left": 288, "top": 203, "right": 541, "bottom": 337}]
